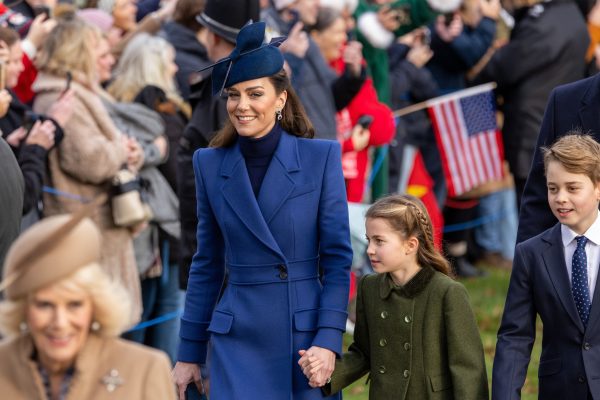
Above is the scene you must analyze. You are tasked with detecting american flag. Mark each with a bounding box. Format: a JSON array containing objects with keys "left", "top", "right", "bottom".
[{"left": 427, "top": 86, "right": 504, "bottom": 197}]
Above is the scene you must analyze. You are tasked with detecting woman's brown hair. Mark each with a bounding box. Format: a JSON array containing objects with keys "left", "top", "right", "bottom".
[
  {"left": 209, "top": 69, "right": 314, "bottom": 148},
  {"left": 366, "top": 194, "right": 451, "bottom": 276}
]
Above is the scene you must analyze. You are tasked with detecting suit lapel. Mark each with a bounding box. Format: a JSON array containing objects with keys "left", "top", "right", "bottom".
[
  {"left": 578, "top": 74, "right": 600, "bottom": 136},
  {"left": 220, "top": 143, "right": 283, "bottom": 257},
  {"left": 541, "top": 225, "right": 585, "bottom": 332},
  {"left": 257, "top": 132, "right": 300, "bottom": 225}
]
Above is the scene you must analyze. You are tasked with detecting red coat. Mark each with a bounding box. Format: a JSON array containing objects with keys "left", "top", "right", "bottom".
[{"left": 331, "top": 57, "right": 395, "bottom": 202}]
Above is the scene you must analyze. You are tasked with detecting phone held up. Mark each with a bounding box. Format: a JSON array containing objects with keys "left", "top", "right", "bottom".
[{"left": 357, "top": 114, "right": 374, "bottom": 130}]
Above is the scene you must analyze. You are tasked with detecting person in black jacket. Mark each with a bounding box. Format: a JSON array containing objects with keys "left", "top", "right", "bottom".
[
  {"left": 160, "top": 0, "right": 208, "bottom": 101},
  {"left": 474, "top": 0, "right": 589, "bottom": 206},
  {"left": 177, "top": 0, "right": 258, "bottom": 290},
  {"left": 0, "top": 26, "right": 72, "bottom": 219}
]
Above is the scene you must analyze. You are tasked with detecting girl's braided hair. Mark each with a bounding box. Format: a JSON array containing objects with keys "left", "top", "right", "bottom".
[{"left": 366, "top": 194, "right": 451, "bottom": 276}]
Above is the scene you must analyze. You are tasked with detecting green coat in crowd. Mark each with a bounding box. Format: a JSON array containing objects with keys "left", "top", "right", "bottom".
[{"left": 324, "top": 266, "right": 488, "bottom": 399}]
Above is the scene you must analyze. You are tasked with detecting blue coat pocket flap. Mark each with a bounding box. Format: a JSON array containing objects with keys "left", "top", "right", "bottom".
[
  {"left": 294, "top": 309, "right": 318, "bottom": 332},
  {"left": 429, "top": 373, "right": 452, "bottom": 392},
  {"left": 538, "top": 358, "right": 561, "bottom": 377},
  {"left": 207, "top": 311, "right": 233, "bottom": 334},
  {"left": 289, "top": 183, "right": 316, "bottom": 199}
]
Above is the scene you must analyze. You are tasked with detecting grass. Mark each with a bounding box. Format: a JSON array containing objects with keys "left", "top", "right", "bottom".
[{"left": 341, "top": 266, "right": 542, "bottom": 399}]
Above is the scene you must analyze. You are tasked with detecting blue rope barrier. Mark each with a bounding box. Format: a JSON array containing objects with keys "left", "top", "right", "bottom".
[
  {"left": 442, "top": 210, "right": 507, "bottom": 233},
  {"left": 42, "top": 186, "right": 90, "bottom": 203},
  {"left": 126, "top": 311, "right": 182, "bottom": 332},
  {"left": 366, "top": 145, "right": 388, "bottom": 189}
]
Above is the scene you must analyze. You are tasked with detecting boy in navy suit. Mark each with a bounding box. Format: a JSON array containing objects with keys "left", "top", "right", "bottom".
[{"left": 493, "top": 133, "right": 600, "bottom": 400}]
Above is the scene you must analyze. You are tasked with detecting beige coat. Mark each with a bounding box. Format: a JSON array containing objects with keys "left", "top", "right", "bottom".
[
  {"left": 33, "top": 74, "right": 141, "bottom": 321},
  {"left": 0, "top": 334, "right": 176, "bottom": 399}
]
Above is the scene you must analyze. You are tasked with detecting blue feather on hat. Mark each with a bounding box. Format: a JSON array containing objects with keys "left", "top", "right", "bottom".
[{"left": 200, "top": 21, "right": 286, "bottom": 95}]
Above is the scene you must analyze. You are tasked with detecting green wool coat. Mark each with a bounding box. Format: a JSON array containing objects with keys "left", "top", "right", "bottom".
[{"left": 325, "top": 267, "right": 488, "bottom": 399}]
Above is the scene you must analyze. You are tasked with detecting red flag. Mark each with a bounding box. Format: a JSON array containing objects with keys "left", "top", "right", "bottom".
[{"left": 428, "top": 87, "right": 505, "bottom": 197}]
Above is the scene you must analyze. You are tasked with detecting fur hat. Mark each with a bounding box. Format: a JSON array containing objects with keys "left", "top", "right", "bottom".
[
  {"left": 203, "top": 21, "right": 285, "bottom": 95},
  {"left": 197, "top": 0, "right": 260, "bottom": 43},
  {"left": 426, "top": 0, "right": 462, "bottom": 13},
  {"left": 1, "top": 198, "right": 104, "bottom": 300}
]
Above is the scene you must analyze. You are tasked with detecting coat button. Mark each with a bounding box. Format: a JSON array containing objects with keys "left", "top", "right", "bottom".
[
  {"left": 403, "top": 370, "right": 410, "bottom": 378},
  {"left": 404, "top": 342, "right": 411, "bottom": 351},
  {"left": 583, "top": 342, "right": 591, "bottom": 350},
  {"left": 404, "top": 315, "right": 412, "bottom": 323},
  {"left": 378, "top": 366, "right": 386, "bottom": 374},
  {"left": 380, "top": 311, "right": 388, "bottom": 319},
  {"left": 379, "top": 338, "right": 387, "bottom": 347},
  {"left": 578, "top": 376, "right": 586, "bottom": 383},
  {"left": 278, "top": 265, "right": 288, "bottom": 279}
]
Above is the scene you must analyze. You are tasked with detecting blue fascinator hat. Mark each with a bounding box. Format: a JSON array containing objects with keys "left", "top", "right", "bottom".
[{"left": 202, "top": 21, "right": 286, "bottom": 95}]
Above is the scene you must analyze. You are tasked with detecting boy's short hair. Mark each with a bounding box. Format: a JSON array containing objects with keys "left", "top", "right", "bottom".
[{"left": 542, "top": 132, "right": 600, "bottom": 183}]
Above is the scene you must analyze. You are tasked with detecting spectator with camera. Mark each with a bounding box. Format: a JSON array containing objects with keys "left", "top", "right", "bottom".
[{"left": 0, "top": 26, "right": 73, "bottom": 221}]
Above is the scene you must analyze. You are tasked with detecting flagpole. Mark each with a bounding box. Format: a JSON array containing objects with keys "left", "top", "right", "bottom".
[{"left": 392, "top": 82, "right": 498, "bottom": 118}]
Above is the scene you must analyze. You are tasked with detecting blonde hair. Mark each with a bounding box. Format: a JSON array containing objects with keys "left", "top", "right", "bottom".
[
  {"left": 0, "top": 263, "right": 132, "bottom": 339},
  {"left": 36, "top": 18, "right": 101, "bottom": 86},
  {"left": 107, "top": 33, "right": 191, "bottom": 117},
  {"left": 366, "top": 194, "right": 451, "bottom": 276},
  {"left": 543, "top": 133, "right": 600, "bottom": 184}
]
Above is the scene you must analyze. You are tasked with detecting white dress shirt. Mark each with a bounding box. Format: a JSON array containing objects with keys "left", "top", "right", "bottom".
[{"left": 562, "top": 211, "right": 600, "bottom": 301}]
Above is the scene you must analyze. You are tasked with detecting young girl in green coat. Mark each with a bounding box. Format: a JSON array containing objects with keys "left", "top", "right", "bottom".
[{"left": 299, "top": 194, "right": 488, "bottom": 399}]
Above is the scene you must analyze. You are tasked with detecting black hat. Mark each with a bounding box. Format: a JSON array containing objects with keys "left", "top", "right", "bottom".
[
  {"left": 196, "top": 0, "right": 260, "bottom": 43},
  {"left": 200, "top": 21, "right": 286, "bottom": 95}
]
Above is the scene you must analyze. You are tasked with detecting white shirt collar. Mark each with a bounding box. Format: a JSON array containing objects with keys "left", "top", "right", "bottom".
[{"left": 561, "top": 210, "right": 600, "bottom": 247}]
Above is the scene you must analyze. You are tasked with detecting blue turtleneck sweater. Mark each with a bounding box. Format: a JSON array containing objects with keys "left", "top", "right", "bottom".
[{"left": 238, "top": 123, "right": 282, "bottom": 197}]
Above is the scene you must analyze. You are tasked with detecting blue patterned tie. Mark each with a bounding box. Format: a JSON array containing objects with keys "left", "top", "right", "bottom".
[{"left": 572, "top": 236, "right": 591, "bottom": 326}]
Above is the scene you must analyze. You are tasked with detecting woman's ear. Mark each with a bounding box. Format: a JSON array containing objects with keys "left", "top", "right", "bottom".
[{"left": 278, "top": 90, "right": 288, "bottom": 110}]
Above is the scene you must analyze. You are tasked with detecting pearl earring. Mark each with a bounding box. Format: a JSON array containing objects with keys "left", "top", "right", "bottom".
[
  {"left": 91, "top": 321, "right": 101, "bottom": 332},
  {"left": 19, "top": 322, "right": 28, "bottom": 333},
  {"left": 275, "top": 109, "right": 282, "bottom": 121}
]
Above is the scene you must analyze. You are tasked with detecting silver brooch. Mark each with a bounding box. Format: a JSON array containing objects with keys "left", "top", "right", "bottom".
[{"left": 101, "top": 369, "right": 124, "bottom": 392}]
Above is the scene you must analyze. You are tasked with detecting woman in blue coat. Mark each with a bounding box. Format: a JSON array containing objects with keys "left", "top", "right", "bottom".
[{"left": 172, "top": 22, "right": 353, "bottom": 400}]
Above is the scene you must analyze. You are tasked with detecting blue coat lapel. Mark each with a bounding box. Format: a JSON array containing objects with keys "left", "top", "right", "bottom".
[
  {"left": 578, "top": 74, "right": 600, "bottom": 136},
  {"left": 220, "top": 143, "right": 283, "bottom": 257},
  {"left": 257, "top": 132, "right": 300, "bottom": 225},
  {"left": 541, "top": 225, "right": 585, "bottom": 332}
]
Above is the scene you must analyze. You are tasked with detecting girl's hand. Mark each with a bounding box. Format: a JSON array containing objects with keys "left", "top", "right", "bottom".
[
  {"left": 435, "top": 14, "right": 463, "bottom": 43},
  {"left": 172, "top": 361, "right": 203, "bottom": 400}
]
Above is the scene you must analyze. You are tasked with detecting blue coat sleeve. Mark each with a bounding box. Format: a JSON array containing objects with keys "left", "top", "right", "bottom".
[
  {"left": 492, "top": 243, "right": 537, "bottom": 399},
  {"left": 311, "top": 141, "right": 353, "bottom": 355},
  {"left": 450, "top": 17, "right": 496, "bottom": 69},
  {"left": 177, "top": 149, "right": 226, "bottom": 364}
]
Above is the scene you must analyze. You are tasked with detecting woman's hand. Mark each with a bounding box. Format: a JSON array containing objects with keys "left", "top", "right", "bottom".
[
  {"left": 172, "top": 362, "right": 203, "bottom": 400},
  {"left": 46, "top": 89, "right": 75, "bottom": 128},
  {"left": 297, "top": 346, "right": 335, "bottom": 387},
  {"left": 351, "top": 124, "right": 370, "bottom": 152},
  {"left": 298, "top": 350, "right": 325, "bottom": 383},
  {"left": 377, "top": 6, "right": 402, "bottom": 32},
  {"left": 435, "top": 14, "right": 463, "bottom": 43},
  {"left": 343, "top": 41, "right": 363, "bottom": 78},
  {"left": 25, "top": 120, "right": 56, "bottom": 149},
  {"left": 122, "top": 136, "right": 144, "bottom": 172},
  {"left": 26, "top": 14, "right": 57, "bottom": 50},
  {"left": 5, "top": 127, "right": 27, "bottom": 147},
  {"left": 0, "top": 89, "right": 12, "bottom": 118},
  {"left": 280, "top": 22, "right": 309, "bottom": 58}
]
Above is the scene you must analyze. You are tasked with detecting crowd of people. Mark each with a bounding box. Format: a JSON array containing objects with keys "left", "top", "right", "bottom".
[{"left": 1, "top": 0, "right": 600, "bottom": 398}]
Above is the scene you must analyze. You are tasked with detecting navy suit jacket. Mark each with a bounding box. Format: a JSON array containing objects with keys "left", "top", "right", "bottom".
[
  {"left": 518, "top": 74, "right": 600, "bottom": 243},
  {"left": 493, "top": 223, "right": 600, "bottom": 399}
]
